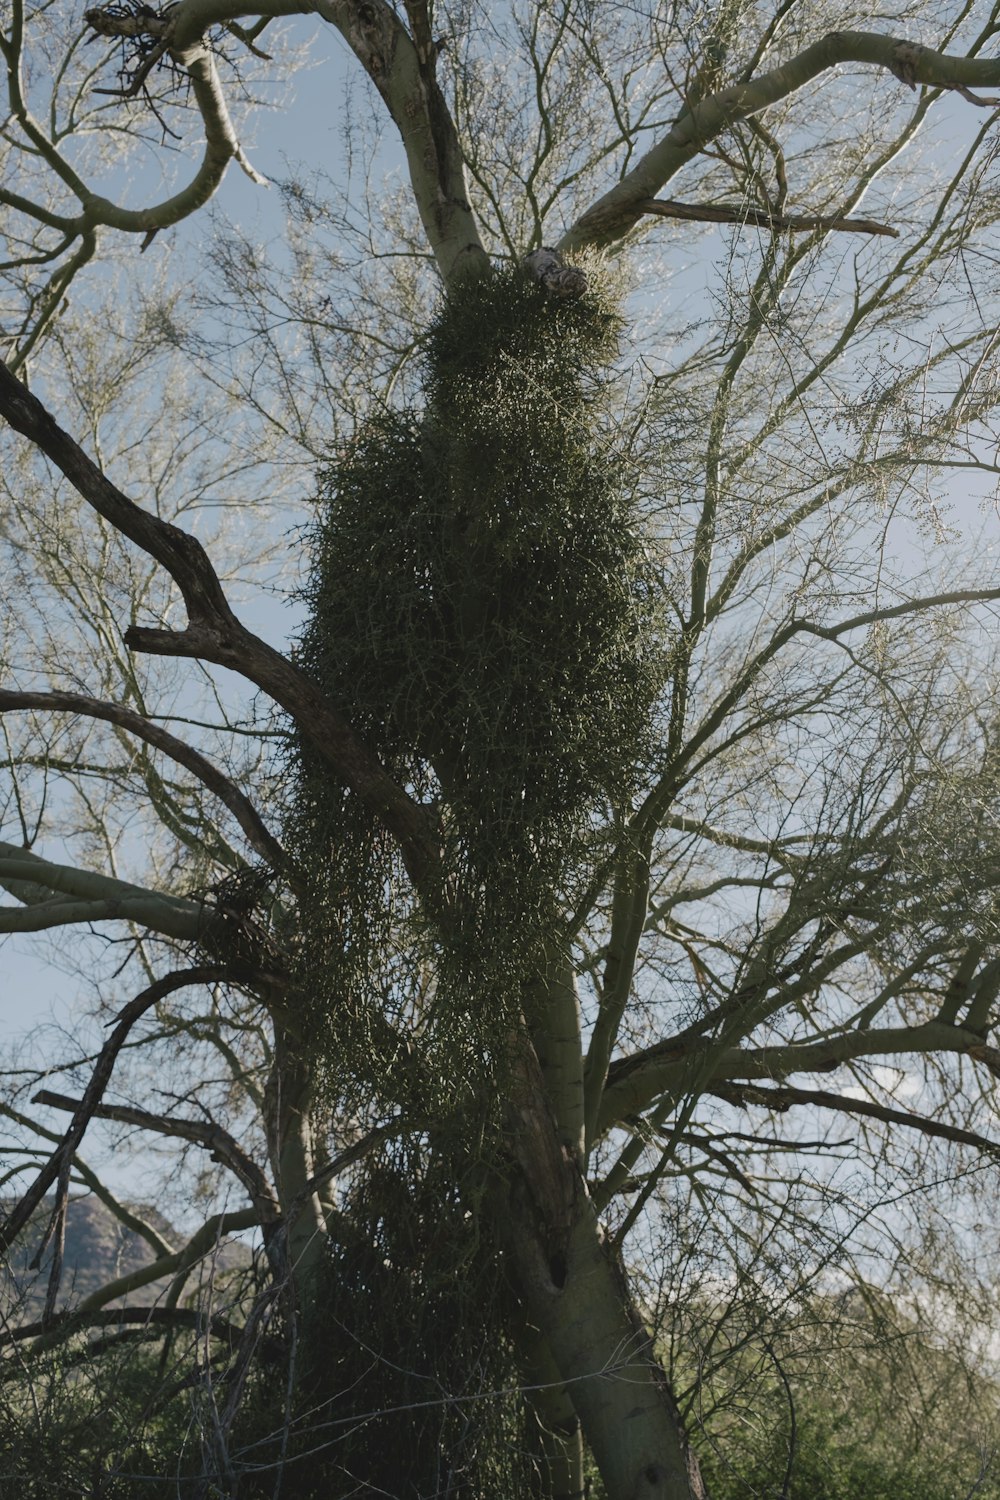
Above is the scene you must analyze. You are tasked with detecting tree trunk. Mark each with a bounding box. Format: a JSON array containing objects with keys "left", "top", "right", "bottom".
[
  {"left": 263, "top": 1029, "right": 327, "bottom": 1297},
  {"left": 504, "top": 1042, "right": 707, "bottom": 1500}
]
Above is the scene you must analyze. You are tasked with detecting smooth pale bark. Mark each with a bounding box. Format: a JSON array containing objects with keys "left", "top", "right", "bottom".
[
  {"left": 6, "top": 2, "right": 263, "bottom": 242},
  {"left": 505, "top": 1040, "right": 705, "bottom": 1500},
  {"left": 560, "top": 31, "right": 1000, "bottom": 252},
  {"left": 520, "top": 957, "right": 588, "bottom": 1496},
  {"left": 518, "top": 1316, "right": 586, "bottom": 1499},
  {"left": 506, "top": 1177, "right": 704, "bottom": 1500},
  {"left": 169, "top": 0, "right": 490, "bottom": 286},
  {"left": 528, "top": 952, "right": 587, "bottom": 1165},
  {"left": 263, "top": 1031, "right": 327, "bottom": 1294},
  {"left": 0, "top": 839, "right": 205, "bottom": 939},
  {"left": 317, "top": 0, "right": 489, "bottom": 287}
]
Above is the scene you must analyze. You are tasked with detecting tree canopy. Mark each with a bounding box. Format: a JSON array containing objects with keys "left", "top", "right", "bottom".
[{"left": 4, "top": 2, "right": 1000, "bottom": 1497}]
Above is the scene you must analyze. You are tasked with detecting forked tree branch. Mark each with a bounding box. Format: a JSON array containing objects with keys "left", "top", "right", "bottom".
[
  {"left": 299, "top": 1120, "right": 405, "bottom": 1203},
  {"left": 6, "top": 1206, "right": 261, "bottom": 1360},
  {"left": 0, "top": 361, "right": 442, "bottom": 892},
  {"left": 0, "top": 841, "right": 206, "bottom": 938},
  {"left": 563, "top": 30, "right": 1000, "bottom": 250},
  {"left": 0, "top": 1100, "right": 174, "bottom": 1258},
  {"left": 0, "top": 690, "right": 294, "bottom": 883},
  {"left": 598, "top": 1019, "right": 1000, "bottom": 1132},
  {"left": 83, "top": 0, "right": 489, "bottom": 285},
  {"left": 306, "top": 0, "right": 489, "bottom": 285}
]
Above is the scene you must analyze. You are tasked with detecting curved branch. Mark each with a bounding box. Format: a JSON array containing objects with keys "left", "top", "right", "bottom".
[
  {"left": 0, "top": 360, "right": 441, "bottom": 893},
  {"left": 0, "top": 893, "right": 200, "bottom": 935},
  {"left": 7, "top": 232, "right": 96, "bottom": 374},
  {"left": 4, "top": 7, "right": 263, "bottom": 271},
  {"left": 0, "top": 966, "right": 234, "bottom": 1254},
  {"left": 85, "top": 0, "right": 488, "bottom": 282},
  {"left": 0, "top": 1101, "right": 173, "bottom": 1259},
  {"left": 4, "top": 1206, "right": 260, "bottom": 1360},
  {"left": 0, "top": 358, "right": 236, "bottom": 622},
  {"left": 0, "top": 690, "right": 294, "bottom": 882},
  {"left": 562, "top": 30, "right": 1000, "bottom": 251},
  {"left": 80, "top": 42, "right": 267, "bottom": 235},
  {"left": 32, "top": 1090, "right": 279, "bottom": 1223}
]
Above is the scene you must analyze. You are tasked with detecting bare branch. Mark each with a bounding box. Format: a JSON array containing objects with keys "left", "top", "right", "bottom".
[
  {"left": 0, "top": 841, "right": 206, "bottom": 939},
  {"left": 0, "top": 1102, "right": 174, "bottom": 1259},
  {"left": 712, "top": 1080, "right": 1000, "bottom": 1157},
  {"left": 0, "top": 361, "right": 441, "bottom": 892},
  {"left": 599, "top": 1020, "right": 997, "bottom": 1133},
  {"left": 639, "top": 196, "right": 899, "bottom": 238},
  {"left": 32, "top": 1090, "right": 279, "bottom": 1221},
  {"left": 563, "top": 30, "right": 1000, "bottom": 250},
  {"left": 317, "top": 0, "right": 488, "bottom": 284},
  {"left": 0, "top": 966, "right": 235, "bottom": 1256},
  {"left": 0, "top": 690, "right": 295, "bottom": 884},
  {"left": 1, "top": 1304, "right": 240, "bottom": 1350},
  {"left": 7, "top": 1207, "right": 260, "bottom": 1360}
]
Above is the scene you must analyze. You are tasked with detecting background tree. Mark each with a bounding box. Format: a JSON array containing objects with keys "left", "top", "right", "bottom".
[{"left": 4, "top": 2, "right": 1000, "bottom": 1497}]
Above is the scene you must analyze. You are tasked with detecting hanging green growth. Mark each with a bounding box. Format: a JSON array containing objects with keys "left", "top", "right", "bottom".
[
  {"left": 290, "top": 263, "right": 661, "bottom": 1088},
  {"left": 233, "top": 1135, "right": 532, "bottom": 1499},
  {"left": 280, "top": 258, "right": 662, "bottom": 1499}
]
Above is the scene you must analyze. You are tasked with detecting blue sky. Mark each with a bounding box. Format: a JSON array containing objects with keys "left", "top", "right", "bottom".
[{"left": 4, "top": 9, "right": 1000, "bottom": 1223}]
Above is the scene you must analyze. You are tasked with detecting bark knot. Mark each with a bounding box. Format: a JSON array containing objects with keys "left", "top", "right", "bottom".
[{"left": 889, "top": 40, "right": 924, "bottom": 88}]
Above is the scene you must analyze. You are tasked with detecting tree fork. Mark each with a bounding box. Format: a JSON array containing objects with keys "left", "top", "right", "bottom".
[
  {"left": 504, "top": 1043, "right": 706, "bottom": 1500},
  {"left": 505, "top": 1177, "right": 706, "bottom": 1500}
]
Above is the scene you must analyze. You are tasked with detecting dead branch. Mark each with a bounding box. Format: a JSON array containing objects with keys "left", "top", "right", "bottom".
[{"left": 32, "top": 1091, "right": 279, "bottom": 1222}]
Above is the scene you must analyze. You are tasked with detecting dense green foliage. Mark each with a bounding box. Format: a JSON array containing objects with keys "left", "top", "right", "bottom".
[
  {"left": 0, "top": 1341, "right": 193, "bottom": 1498},
  {"left": 292, "top": 267, "right": 660, "bottom": 1066},
  {"left": 702, "top": 1411, "right": 999, "bottom": 1500},
  {"left": 230, "top": 1147, "right": 530, "bottom": 1499},
  {"left": 275, "top": 262, "right": 663, "bottom": 1494}
]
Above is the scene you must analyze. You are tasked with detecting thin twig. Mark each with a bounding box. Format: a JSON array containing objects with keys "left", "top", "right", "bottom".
[{"left": 0, "top": 967, "right": 236, "bottom": 1257}]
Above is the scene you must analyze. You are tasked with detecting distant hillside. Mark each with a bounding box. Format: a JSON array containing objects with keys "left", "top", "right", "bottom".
[{"left": 1, "top": 1195, "right": 250, "bottom": 1319}]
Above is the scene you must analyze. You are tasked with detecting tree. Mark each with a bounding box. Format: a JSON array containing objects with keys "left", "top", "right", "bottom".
[
  {"left": 4, "top": 1, "right": 1000, "bottom": 1495},
  {"left": 690, "top": 1282, "right": 1000, "bottom": 1499}
]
